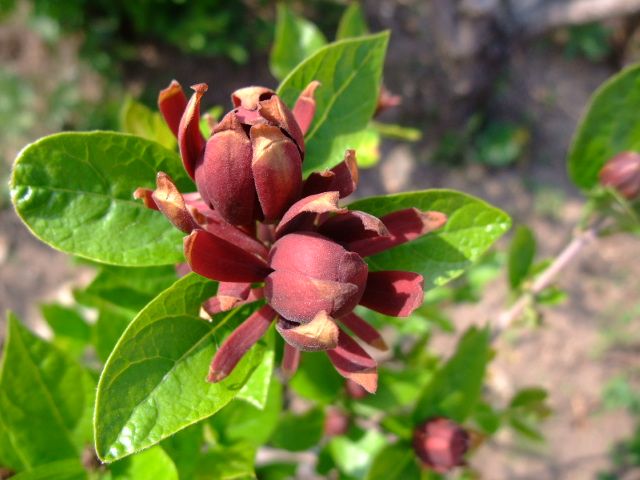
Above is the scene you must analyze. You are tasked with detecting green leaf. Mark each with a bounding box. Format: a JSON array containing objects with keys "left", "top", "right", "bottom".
[
  {"left": 350, "top": 126, "right": 381, "bottom": 168},
  {"left": 93, "top": 309, "right": 135, "bottom": 363},
  {"left": 328, "top": 429, "right": 386, "bottom": 479},
  {"left": 269, "top": 407, "right": 325, "bottom": 452},
  {"left": 211, "top": 376, "right": 282, "bottom": 447},
  {"left": 0, "top": 314, "right": 95, "bottom": 471},
  {"left": 109, "top": 446, "right": 178, "bottom": 480},
  {"left": 509, "top": 387, "right": 548, "bottom": 409},
  {"left": 413, "top": 327, "right": 491, "bottom": 423},
  {"left": 9, "top": 459, "right": 86, "bottom": 480},
  {"left": 193, "top": 443, "right": 256, "bottom": 480},
  {"left": 336, "top": 3, "right": 369, "bottom": 40},
  {"left": 119, "top": 97, "right": 176, "bottom": 150},
  {"left": 278, "top": 32, "right": 389, "bottom": 175},
  {"left": 94, "top": 274, "right": 267, "bottom": 462},
  {"left": 10, "top": 132, "right": 193, "bottom": 266},
  {"left": 568, "top": 64, "right": 640, "bottom": 190},
  {"left": 40, "top": 303, "right": 91, "bottom": 357},
  {"left": 289, "top": 352, "right": 343, "bottom": 404},
  {"left": 270, "top": 3, "right": 327, "bottom": 81},
  {"left": 160, "top": 423, "right": 203, "bottom": 480},
  {"left": 235, "top": 328, "right": 275, "bottom": 409},
  {"left": 371, "top": 121, "right": 422, "bottom": 142},
  {"left": 348, "top": 190, "right": 512, "bottom": 289},
  {"left": 508, "top": 225, "right": 536, "bottom": 289},
  {"left": 366, "top": 443, "right": 420, "bottom": 480}
]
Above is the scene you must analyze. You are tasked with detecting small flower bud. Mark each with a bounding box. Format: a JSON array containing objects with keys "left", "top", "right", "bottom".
[
  {"left": 324, "top": 407, "right": 350, "bottom": 437},
  {"left": 599, "top": 151, "right": 640, "bottom": 200},
  {"left": 412, "top": 418, "right": 470, "bottom": 473}
]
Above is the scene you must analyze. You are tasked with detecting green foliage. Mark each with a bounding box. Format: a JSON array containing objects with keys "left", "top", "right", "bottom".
[
  {"left": 109, "top": 446, "right": 178, "bottom": 480},
  {"left": 508, "top": 225, "right": 536, "bottom": 289},
  {"left": 568, "top": 64, "right": 640, "bottom": 190},
  {"left": 349, "top": 190, "right": 512, "bottom": 288},
  {"left": 119, "top": 97, "right": 176, "bottom": 150},
  {"left": 8, "top": 459, "right": 85, "bottom": 480},
  {"left": 472, "top": 121, "right": 529, "bottom": 167},
  {"left": 278, "top": 32, "right": 389, "bottom": 175},
  {"left": 290, "top": 352, "right": 344, "bottom": 404},
  {"left": 270, "top": 407, "right": 326, "bottom": 452},
  {"left": 336, "top": 3, "right": 369, "bottom": 40},
  {"left": 564, "top": 23, "right": 612, "bottom": 62},
  {"left": 327, "top": 429, "right": 387, "bottom": 479},
  {"left": 270, "top": 3, "right": 327, "bottom": 81},
  {"left": 0, "top": 314, "right": 94, "bottom": 471},
  {"left": 366, "top": 443, "right": 420, "bottom": 480},
  {"left": 10, "top": 132, "right": 193, "bottom": 266},
  {"left": 94, "top": 274, "right": 269, "bottom": 462},
  {"left": 40, "top": 304, "right": 92, "bottom": 358}
]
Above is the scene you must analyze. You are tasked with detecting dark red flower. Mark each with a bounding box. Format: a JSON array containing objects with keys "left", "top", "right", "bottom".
[
  {"left": 413, "top": 418, "right": 470, "bottom": 473},
  {"left": 599, "top": 151, "right": 640, "bottom": 200},
  {"left": 138, "top": 81, "right": 448, "bottom": 394}
]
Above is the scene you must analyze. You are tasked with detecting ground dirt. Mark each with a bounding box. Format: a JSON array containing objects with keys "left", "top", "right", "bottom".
[{"left": 1, "top": 3, "right": 639, "bottom": 479}]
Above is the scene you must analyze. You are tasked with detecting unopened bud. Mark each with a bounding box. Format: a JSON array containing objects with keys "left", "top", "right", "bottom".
[
  {"left": 324, "top": 407, "right": 350, "bottom": 437},
  {"left": 412, "top": 417, "right": 469, "bottom": 473},
  {"left": 599, "top": 151, "right": 640, "bottom": 200}
]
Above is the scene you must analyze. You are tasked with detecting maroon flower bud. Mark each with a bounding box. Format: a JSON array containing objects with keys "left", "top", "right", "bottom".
[
  {"left": 599, "top": 151, "right": 640, "bottom": 200},
  {"left": 324, "top": 407, "right": 350, "bottom": 437},
  {"left": 413, "top": 418, "right": 470, "bottom": 473}
]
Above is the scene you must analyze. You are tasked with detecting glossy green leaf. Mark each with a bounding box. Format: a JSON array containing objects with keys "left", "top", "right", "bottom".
[
  {"left": 328, "top": 429, "right": 386, "bottom": 479},
  {"left": 109, "top": 446, "right": 178, "bottom": 480},
  {"left": 40, "top": 303, "right": 91, "bottom": 357},
  {"left": 9, "top": 459, "right": 86, "bottom": 480},
  {"left": 349, "top": 190, "right": 512, "bottom": 289},
  {"left": 289, "top": 352, "right": 343, "bottom": 404},
  {"left": 366, "top": 443, "right": 420, "bottom": 480},
  {"left": 508, "top": 225, "right": 536, "bottom": 289},
  {"left": 568, "top": 64, "right": 640, "bottom": 190},
  {"left": 270, "top": 3, "right": 327, "bottom": 81},
  {"left": 120, "top": 97, "right": 176, "bottom": 150},
  {"left": 0, "top": 314, "right": 94, "bottom": 471},
  {"left": 278, "top": 32, "right": 389, "bottom": 175},
  {"left": 336, "top": 3, "right": 369, "bottom": 40},
  {"left": 10, "top": 132, "right": 192, "bottom": 266},
  {"left": 413, "top": 327, "right": 491, "bottom": 423},
  {"left": 95, "top": 274, "right": 267, "bottom": 462},
  {"left": 269, "top": 407, "right": 325, "bottom": 452},
  {"left": 93, "top": 309, "right": 135, "bottom": 363},
  {"left": 235, "top": 328, "right": 275, "bottom": 409}
]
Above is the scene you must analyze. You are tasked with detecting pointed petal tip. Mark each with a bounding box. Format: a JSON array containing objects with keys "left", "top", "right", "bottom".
[
  {"left": 350, "top": 370, "right": 378, "bottom": 394},
  {"left": 419, "top": 210, "right": 448, "bottom": 231},
  {"left": 191, "top": 83, "right": 209, "bottom": 94},
  {"left": 370, "top": 338, "right": 389, "bottom": 351}
]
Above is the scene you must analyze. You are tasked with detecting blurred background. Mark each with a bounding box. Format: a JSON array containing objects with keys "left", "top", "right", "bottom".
[{"left": 1, "top": 0, "right": 640, "bottom": 478}]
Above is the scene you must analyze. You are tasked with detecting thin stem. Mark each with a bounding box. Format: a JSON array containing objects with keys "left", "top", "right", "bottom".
[{"left": 492, "top": 219, "right": 605, "bottom": 338}]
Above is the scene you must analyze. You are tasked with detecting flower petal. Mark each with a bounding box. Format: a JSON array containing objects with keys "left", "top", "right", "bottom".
[
  {"left": 265, "top": 270, "right": 358, "bottom": 323},
  {"left": 178, "top": 83, "right": 207, "bottom": 179},
  {"left": 208, "top": 304, "right": 276, "bottom": 382},
  {"left": 133, "top": 187, "right": 159, "bottom": 210},
  {"left": 158, "top": 80, "right": 188, "bottom": 138},
  {"left": 184, "top": 229, "right": 271, "bottom": 282},
  {"left": 151, "top": 172, "right": 199, "bottom": 233},
  {"left": 340, "top": 312, "right": 388, "bottom": 351},
  {"left": 359, "top": 271, "right": 424, "bottom": 317},
  {"left": 292, "top": 80, "right": 320, "bottom": 135},
  {"left": 275, "top": 192, "right": 346, "bottom": 237},
  {"left": 258, "top": 95, "right": 305, "bottom": 155},
  {"left": 348, "top": 209, "right": 447, "bottom": 257},
  {"left": 201, "top": 210, "right": 269, "bottom": 260},
  {"left": 276, "top": 311, "right": 339, "bottom": 352},
  {"left": 214, "top": 282, "right": 252, "bottom": 311},
  {"left": 281, "top": 343, "right": 301, "bottom": 378},
  {"left": 195, "top": 110, "right": 256, "bottom": 226},
  {"left": 327, "top": 329, "right": 377, "bottom": 393},
  {"left": 231, "top": 86, "right": 275, "bottom": 110},
  {"left": 318, "top": 210, "right": 389, "bottom": 244},
  {"left": 302, "top": 149, "right": 358, "bottom": 198},
  {"left": 203, "top": 287, "right": 264, "bottom": 316},
  {"left": 251, "top": 124, "right": 302, "bottom": 223}
]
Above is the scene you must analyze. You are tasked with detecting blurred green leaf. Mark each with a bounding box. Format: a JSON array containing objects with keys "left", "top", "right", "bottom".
[
  {"left": 508, "top": 225, "right": 536, "bottom": 289},
  {"left": 565, "top": 23, "right": 612, "bottom": 62},
  {"left": 366, "top": 443, "right": 420, "bottom": 480},
  {"left": 371, "top": 121, "right": 422, "bottom": 142},
  {"left": 270, "top": 3, "right": 327, "bottom": 81},
  {"left": 160, "top": 423, "right": 203, "bottom": 480},
  {"left": 193, "top": 442, "right": 256, "bottom": 480},
  {"left": 336, "top": 3, "right": 369, "bottom": 40},
  {"left": 119, "top": 97, "right": 175, "bottom": 150},
  {"left": 473, "top": 402, "right": 502, "bottom": 435},
  {"left": 473, "top": 121, "right": 529, "bottom": 167},
  {"left": 236, "top": 329, "right": 275, "bottom": 409},
  {"left": 10, "top": 132, "right": 193, "bottom": 266},
  {"left": 536, "top": 286, "right": 568, "bottom": 306},
  {"left": 40, "top": 303, "right": 91, "bottom": 357},
  {"left": 290, "top": 351, "right": 344, "bottom": 404},
  {"left": 328, "top": 429, "right": 386, "bottom": 479},
  {"left": 509, "top": 387, "right": 548, "bottom": 409},
  {"left": 109, "top": 446, "right": 178, "bottom": 480},
  {"left": 9, "top": 459, "right": 85, "bottom": 480},
  {"left": 255, "top": 462, "right": 297, "bottom": 480},
  {"left": 269, "top": 408, "right": 325, "bottom": 452},
  {"left": 278, "top": 32, "right": 389, "bottom": 175}
]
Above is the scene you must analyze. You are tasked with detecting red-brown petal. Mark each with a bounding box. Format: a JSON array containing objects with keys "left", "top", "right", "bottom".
[
  {"left": 231, "top": 86, "right": 275, "bottom": 110},
  {"left": 196, "top": 111, "right": 256, "bottom": 226},
  {"left": 133, "top": 187, "right": 159, "bottom": 210},
  {"left": 202, "top": 210, "right": 269, "bottom": 260},
  {"left": 215, "top": 282, "right": 252, "bottom": 311},
  {"left": 292, "top": 80, "right": 321, "bottom": 135},
  {"left": 158, "top": 80, "right": 188, "bottom": 138},
  {"left": 348, "top": 209, "right": 447, "bottom": 257},
  {"left": 318, "top": 210, "right": 389, "bottom": 244},
  {"left": 208, "top": 304, "right": 276, "bottom": 382},
  {"left": 151, "top": 172, "right": 199, "bottom": 233},
  {"left": 276, "top": 191, "right": 346, "bottom": 237},
  {"left": 251, "top": 124, "right": 302, "bottom": 223},
  {"left": 302, "top": 149, "right": 359, "bottom": 198},
  {"left": 327, "top": 329, "right": 377, "bottom": 393},
  {"left": 203, "top": 287, "right": 264, "bottom": 316},
  {"left": 360, "top": 271, "right": 424, "bottom": 317},
  {"left": 281, "top": 343, "right": 301, "bottom": 378},
  {"left": 265, "top": 270, "right": 358, "bottom": 323},
  {"left": 184, "top": 229, "right": 271, "bottom": 283},
  {"left": 340, "top": 312, "right": 388, "bottom": 351},
  {"left": 276, "top": 311, "right": 339, "bottom": 352},
  {"left": 178, "top": 83, "right": 207, "bottom": 179},
  {"left": 258, "top": 95, "right": 305, "bottom": 155}
]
